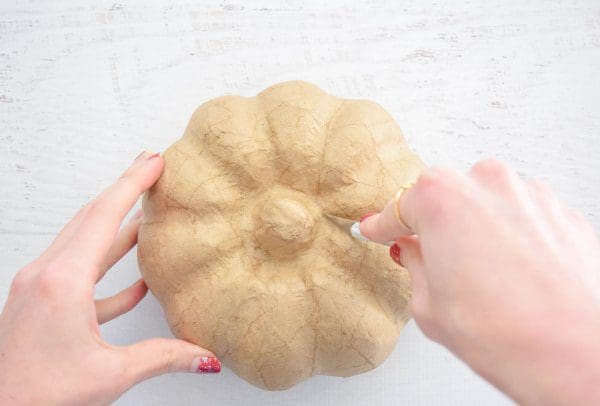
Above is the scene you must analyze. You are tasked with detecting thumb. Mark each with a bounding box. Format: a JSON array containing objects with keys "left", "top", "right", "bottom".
[
  {"left": 360, "top": 191, "right": 416, "bottom": 244},
  {"left": 391, "top": 235, "right": 428, "bottom": 298},
  {"left": 124, "top": 338, "right": 221, "bottom": 384},
  {"left": 392, "top": 236, "right": 437, "bottom": 340}
]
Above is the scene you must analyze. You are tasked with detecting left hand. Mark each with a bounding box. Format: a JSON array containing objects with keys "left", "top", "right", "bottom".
[{"left": 0, "top": 151, "right": 220, "bottom": 406}]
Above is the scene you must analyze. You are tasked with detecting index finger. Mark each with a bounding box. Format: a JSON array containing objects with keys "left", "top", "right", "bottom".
[
  {"left": 359, "top": 186, "right": 417, "bottom": 243},
  {"left": 62, "top": 151, "right": 163, "bottom": 273},
  {"left": 360, "top": 167, "right": 470, "bottom": 243}
]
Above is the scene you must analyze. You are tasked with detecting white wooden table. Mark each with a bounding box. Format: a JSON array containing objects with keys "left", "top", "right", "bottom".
[{"left": 2, "top": 1, "right": 599, "bottom": 404}]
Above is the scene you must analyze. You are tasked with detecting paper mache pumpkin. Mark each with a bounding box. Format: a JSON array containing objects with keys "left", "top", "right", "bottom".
[{"left": 138, "top": 81, "right": 424, "bottom": 390}]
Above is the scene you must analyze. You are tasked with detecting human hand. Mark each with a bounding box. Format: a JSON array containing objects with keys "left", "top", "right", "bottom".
[
  {"left": 360, "top": 159, "right": 600, "bottom": 405},
  {"left": 0, "top": 151, "right": 220, "bottom": 406}
]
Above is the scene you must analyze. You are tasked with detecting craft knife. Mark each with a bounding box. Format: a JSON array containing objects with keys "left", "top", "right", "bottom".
[{"left": 324, "top": 214, "right": 393, "bottom": 246}]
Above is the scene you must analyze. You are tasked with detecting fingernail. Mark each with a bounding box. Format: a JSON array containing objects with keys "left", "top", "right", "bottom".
[
  {"left": 134, "top": 150, "right": 159, "bottom": 162},
  {"left": 389, "top": 243, "right": 401, "bottom": 265},
  {"left": 134, "top": 151, "right": 149, "bottom": 161},
  {"left": 133, "top": 278, "right": 146, "bottom": 288},
  {"left": 192, "top": 356, "right": 221, "bottom": 374},
  {"left": 359, "top": 212, "right": 378, "bottom": 222}
]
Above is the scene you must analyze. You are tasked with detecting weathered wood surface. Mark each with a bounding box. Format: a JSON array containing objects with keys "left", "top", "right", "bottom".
[{"left": 1, "top": 1, "right": 599, "bottom": 404}]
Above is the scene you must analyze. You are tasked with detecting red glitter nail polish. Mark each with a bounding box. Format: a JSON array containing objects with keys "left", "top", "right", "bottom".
[
  {"left": 359, "top": 212, "right": 377, "bottom": 222},
  {"left": 197, "top": 357, "right": 221, "bottom": 373},
  {"left": 389, "top": 243, "right": 401, "bottom": 265}
]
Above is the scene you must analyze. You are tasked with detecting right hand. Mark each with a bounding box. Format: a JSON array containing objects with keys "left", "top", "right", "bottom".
[{"left": 360, "top": 158, "right": 600, "bottom": 405}]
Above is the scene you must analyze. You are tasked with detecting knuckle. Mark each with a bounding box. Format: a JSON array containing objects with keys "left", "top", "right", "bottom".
[
  {"left": 470, "top": 159, "right": 520, "bottom": 194},
  {"left": 159, "top": 347, "right": 178, "bottom": 374},
  {"left": 117, "top": 170, "right": 134, "bottom": 185},
  {"left": 414, "top": 167, "right": 464, "bottom": 218},
  {"left": 31, "top": 261, "right": 74, "bottom": 299},
  {"left": 414, "top": 170, "right": 444, "bottom": 204},
  {"left": 415, "top": 316, "right": 439, "bottom": 341},
  {"left": 117, "top": 171, "right": 145, "bottom": 195},
  {"left": 80, "top": 201, "right": 94, "bottom": 215},
  {"left": 114, "top": 296, "right": 129, "bottom": 316},
  {"left": 86, "top": 194, "right": 117, "bottom": 219},
  {"left": 10, "top": 268, "right": 33, "bottom": 295},
  {"left": 87, "top": 197, "right": 99, "bottom": 209},
  {"left": 416, "top": 166, "right": 462, "bottom": 195},
  {"left": 471, "top": 158, "right": 509, "bottom": 177},
  {"left": 418, "top": 167, "right": 453, "bottom": 188},
  {"left": 114, "top": 292, "right": 137, "bottom": 316},
  {"left": 85, "top": 197, "right": 103, "bottom": 216},
  {"left": 529, "top": 179, "right": 553, "bottom": 197},
  {"left": 32, "top": 272, "right": 61, "bottom": 299}
]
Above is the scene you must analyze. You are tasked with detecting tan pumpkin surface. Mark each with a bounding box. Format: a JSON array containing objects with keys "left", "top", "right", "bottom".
[{"left": 138, "top": 81, "right": 424, "bottom": 390}]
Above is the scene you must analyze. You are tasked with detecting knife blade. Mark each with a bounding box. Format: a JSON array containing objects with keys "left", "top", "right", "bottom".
[{"left": 324, "top": 214, "right": 392, "bottom": 246}]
